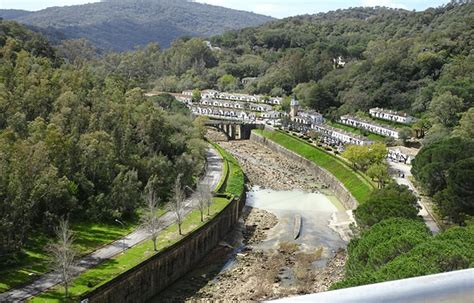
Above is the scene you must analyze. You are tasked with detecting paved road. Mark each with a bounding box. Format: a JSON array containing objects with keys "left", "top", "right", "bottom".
[
  {"left": 388, "top": 161, "right": 440, "bottom": 234},
  {"left": 0, "top": 147, "right": 223, "bottom": 302}
]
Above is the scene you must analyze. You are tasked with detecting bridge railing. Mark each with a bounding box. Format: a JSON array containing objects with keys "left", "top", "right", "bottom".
[{"left": 268, "top": 268, "right": 474, "bottom": 303}]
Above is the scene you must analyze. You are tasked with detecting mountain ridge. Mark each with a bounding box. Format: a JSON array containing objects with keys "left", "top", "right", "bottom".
[{"left": 0, "top": 0, "right": 274, "bottom": 51}]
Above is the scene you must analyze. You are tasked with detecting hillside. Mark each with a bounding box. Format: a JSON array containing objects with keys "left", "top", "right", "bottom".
[
  {"left": 150, "top": 2, "right": 472, "bottom": 140},
  {"left": 0, "top": 0, "right": 273, "bottom": 51}
]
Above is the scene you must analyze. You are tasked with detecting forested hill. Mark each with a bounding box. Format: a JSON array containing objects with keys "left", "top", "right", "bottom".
[
  {"left": 150, "top": 2, "right": 472, "bottom": 144},
  {"left": 0, "top": 19, "right": 207, "bottom": 255},
  {"left": 0, "top": 0, "right": 273, "bottom": 51}
]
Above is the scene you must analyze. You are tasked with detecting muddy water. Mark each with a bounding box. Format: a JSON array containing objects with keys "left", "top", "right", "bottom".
[{"left": 247, "top": 187, "right": 346, "bottom": 263}]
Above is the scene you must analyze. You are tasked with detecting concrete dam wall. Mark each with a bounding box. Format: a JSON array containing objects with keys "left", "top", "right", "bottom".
[
  {"left": 82, "top": 194, "right": 245, "bottom": 303},
  {"left": 250, "top": 132, "right": 358, "bottom": 210}
]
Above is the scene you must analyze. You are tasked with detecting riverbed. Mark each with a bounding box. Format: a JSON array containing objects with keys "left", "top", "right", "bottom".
[{"left": 152, "top": 138, "right": 352, "bottom": 302}]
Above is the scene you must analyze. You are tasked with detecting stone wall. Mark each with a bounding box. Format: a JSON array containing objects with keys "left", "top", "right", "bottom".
[
  {"left": 250, "top": 132, "right": 358, "bottom": 210},
  {"left": 82, "top": 194, "right": 245, "bottom": 303}
]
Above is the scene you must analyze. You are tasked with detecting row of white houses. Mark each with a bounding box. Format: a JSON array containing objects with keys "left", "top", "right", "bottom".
[
  {"left": 182, "top": 90, "right": 282, "bottom": 105},
  {"left": 191, "top": 105, "right": 257, "bottom": 121},
  {"left": 369, "top": 107, "right": 416, "bottom": 124},
  {"left": 340, "top": 115, "right": 400, "bottom": 138},
  {"left": 312, "top": 124, "right": 373, "bottom": 146},
  {"left": 200, "top": 99, "right": 272, "bottom": 112}
]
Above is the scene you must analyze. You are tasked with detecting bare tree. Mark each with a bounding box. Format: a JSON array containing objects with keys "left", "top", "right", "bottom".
[
  {"left": 196, "top": 182, "right": 213, "bottom": 221},
  {"left": 48, "top": 218, "right": 76, "bottom": 298},
  {"left": 140, "top": 188, "right": 161, "bottom": 251},
  {"left": 170, "top": 174, "right": 185, "bottom": 235}
]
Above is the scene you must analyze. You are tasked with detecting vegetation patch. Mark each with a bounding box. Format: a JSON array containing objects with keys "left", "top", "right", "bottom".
[
  {"left": 29, "top": 143, "right": 245, "bottom": 302},
  {"left": 254, "top": 129, "right": 374, "bottom": 203}
]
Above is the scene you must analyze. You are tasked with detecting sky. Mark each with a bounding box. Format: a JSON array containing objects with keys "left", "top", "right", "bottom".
[{"left": 0, "top": 0, "right": 450, "bottom": 18}]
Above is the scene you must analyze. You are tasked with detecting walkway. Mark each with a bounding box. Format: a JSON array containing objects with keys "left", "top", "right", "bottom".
[
  {"left": 388, "top": 161, "right": 440, "bottom": 234},
  {"left": 0, "top": 147, "right": 223, "bottom": 303}
]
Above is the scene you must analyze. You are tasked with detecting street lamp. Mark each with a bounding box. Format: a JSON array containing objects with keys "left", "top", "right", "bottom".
[{"left": 114, "top": 219, "right": 126, "bottom": 253}]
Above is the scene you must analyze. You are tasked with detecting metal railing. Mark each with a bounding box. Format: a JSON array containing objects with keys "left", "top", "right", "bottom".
[{"left": 268, "top": 269, "right": 474, "bottom": 303}]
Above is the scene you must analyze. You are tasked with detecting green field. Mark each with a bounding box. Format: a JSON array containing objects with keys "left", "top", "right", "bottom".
[
  {"left": 29, "top": 144, "right": 245, "bottom": 302},
  {"left": 254, "top": 129, "right": 374, "bottom": 203}
]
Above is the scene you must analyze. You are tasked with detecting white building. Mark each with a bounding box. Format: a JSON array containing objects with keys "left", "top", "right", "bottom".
[
  {"left": 191, "top": 105, "right": 256, "bottom": 121},
  {"left": 340, "top": 115, "right": 400, "bottom": 139},
  {"left": 388, "top": 146, "right": 419, "bottom": 164},
  {"left": 184, "top": 90, "right": 282, "bottom": 105},
  {"left": 369, "top": 108, "right": 416, "bottom": 124},
  {"left": 293, "top": 111, "right": 324, "bottom": 126},
  {"left": 312, "top": 124, "right": 373, "bottom": 146},
  {"left": 261, "top": 111, "right": 283, "bottom": 119}
]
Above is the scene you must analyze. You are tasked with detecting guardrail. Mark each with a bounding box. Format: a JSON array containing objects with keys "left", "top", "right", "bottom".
[{"left": 268, "top": 268, "right": 474, "bottom": 303}]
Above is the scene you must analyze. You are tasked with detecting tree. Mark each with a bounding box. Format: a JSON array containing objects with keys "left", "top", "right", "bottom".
[
  {"left": 48, "top": 219, "right": 76, "bottom": 298},
  {"left": 196, "top": 182, "right": 213, "bottom": 221},
  {"left": 191, "top": 89, "right": 201, "bottom": 103},
  {"left": 428, "top": 92, "right": 464, "bottom": 127},
  {"left": 141, "top": 184, "right": 161, "bottom": 251},
  {"left": 366, "top": 163, "right": 390, "bottom": 189},
  {"left": 342, "top": 145, "right": 371, "bottom": 170},
  {"left": 434, "top": 157, "right": 474, "bottom": 223},
  {"left": 217, "top": 74, "right": 239, "bottom": 91},
  {"left": 170, "top": 174, "right": 186, "bottom": 235},
  {"left": 354, "top": 183, "right": 421, "bottom": 227},
  {"left": 398, "top": 127, "right": 412, "bottom": 146},
  {"left": 342, "top": 143, "right": 387, "bottom": 171},
  {"left": 344, "top": 218, "right": 430, "bottom": 278},
  {"left": 452, "top": 107, "right": 474, "bottom": 139},
  {"left": 412, "top": 137, "right": 474, "bottom": 223}
]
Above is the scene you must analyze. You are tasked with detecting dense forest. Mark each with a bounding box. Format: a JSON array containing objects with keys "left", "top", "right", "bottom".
[
  {"left": 0, "top": 0, "right": 273, "bottom": 51},
  {"left": 0, "top": 20, "right": 207, "bottom": 256}
]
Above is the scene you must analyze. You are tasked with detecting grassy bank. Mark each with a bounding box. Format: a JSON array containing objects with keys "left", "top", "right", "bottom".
[
  {"left": 0, "top": 221, "right": 138, "bottom": 293},
  {"left": 30, "top": 143, "right": 245, "bottom": 302},
  {"left": 211, "top": 143, "right": 245, "bottom": 197},
  {"left": 254, "top": 129, "right": 374, "bottom": 203}
]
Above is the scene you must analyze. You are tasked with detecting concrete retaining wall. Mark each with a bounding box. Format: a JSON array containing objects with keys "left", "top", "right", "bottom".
[
  {"left": 250, "top": 132, "right": 358, "bottom": 210},
  {"left": 82, "top": 194, "right": 245, "bottom": 303}
]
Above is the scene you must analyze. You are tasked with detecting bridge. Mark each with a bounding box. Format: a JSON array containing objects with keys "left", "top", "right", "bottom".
[{"left": 205, "top": 120, "right": 261, "bottom": 140}]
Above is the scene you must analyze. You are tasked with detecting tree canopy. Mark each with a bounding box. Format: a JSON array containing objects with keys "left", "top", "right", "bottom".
[{"left": 0, "top": 20, "right": 206, "bottom": 255}]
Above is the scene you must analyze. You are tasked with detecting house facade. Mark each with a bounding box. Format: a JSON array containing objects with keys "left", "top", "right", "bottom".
[
  {"left": 312, "top": 124, "right": 373, "bottom": 146},
  {"left": 182, "top": 90, "right": 282, "bottom": 105},
  {"left": 388, "top": 146, "right": 419, "bottom": 164},
  {"left": 340, "top": 115, "right": 400, "bottom": 138},
  {"left": 369, "top": 108, "right": 416, "bottom": 124}
]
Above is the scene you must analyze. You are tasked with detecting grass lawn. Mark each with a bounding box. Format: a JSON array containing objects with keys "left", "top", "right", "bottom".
[
  {"left": 254, "top": 129, "right": 374, "bottom": 203},
  {"left": 326, "top": 120, "right": 386, "bottom": 141},
  {"left": 0, "top": 221, "right": 138, "bottom": 293},
  {"left": 29, "top": 143, "right": 245, "bottom": 302},
  {"left": 29, "top": 198, "right": 231, "bottom": 303}
]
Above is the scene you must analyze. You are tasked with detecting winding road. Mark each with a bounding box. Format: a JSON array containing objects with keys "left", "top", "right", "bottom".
[{"left": 0, "top": 146, "right": 223, "bottom": 303}]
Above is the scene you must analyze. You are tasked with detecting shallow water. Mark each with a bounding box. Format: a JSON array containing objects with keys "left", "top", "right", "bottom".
[{"left": 247, "top": 187, "right": 347, "bottom": 260}]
